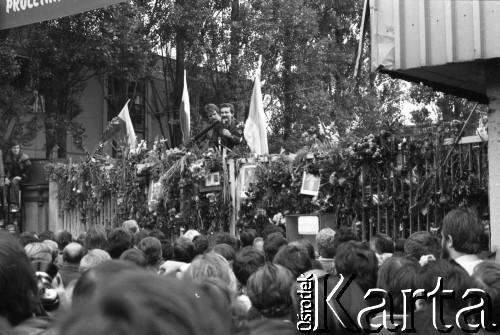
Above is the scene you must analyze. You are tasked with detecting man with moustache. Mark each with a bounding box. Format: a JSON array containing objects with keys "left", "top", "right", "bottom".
[
  {"left": 441, "top": 207, "right": 483, "bottom": 275},
  {"left": 209, "top": 103, "right": 242, "bottom": 151}
]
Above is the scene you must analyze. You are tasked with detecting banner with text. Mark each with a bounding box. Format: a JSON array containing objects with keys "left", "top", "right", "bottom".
[{"left": 1, "top": 0, "right": 126, "bottom": 30}]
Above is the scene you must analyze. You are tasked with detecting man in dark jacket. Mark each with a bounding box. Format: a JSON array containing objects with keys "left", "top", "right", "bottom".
[
  {"left": 209, "top": 103, "right": 243, "bottom": 151},
  {"left": 4, "top": 140, "right": 32, "bottom": 212}
]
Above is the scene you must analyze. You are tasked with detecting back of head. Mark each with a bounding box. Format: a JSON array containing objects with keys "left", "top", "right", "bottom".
[
  {"left": 404, "top": 231, "right": 441, "bottom": 259},
  {"left": 137, "top": 237, "right": 162, "bottom": 267},
  {"left": 263, "top": 232, "right": 287, "bottom": 262},
  {"left": 472, "top": 261, "right": 500, "bottom": 326},
  {"left": 119, "top": 248, "right": 147, "bottom": 268},
  {"left": 38, "top": 230, "right": 54, "bottom": 242},
  {"left": 212, "top": 243, "right": 236, "bottom": 263},
  {"left": 122, "top": 219, "right": 139, "bottom": 235},
  {"left": 134, "top": 230, "right": 149, "bottom": 246},
  {"left": 174, "top": 237, "right": 196, "bottom": 263},
  {"left": 377, "top": 256, "right": 420, "bottom": 314},
  {"left": 442, "top": 207, "right": 483, "bottom": 255},
  {"left": 273, "top": 244, "right": 312, "bottom": 278},
  {"left": 42, "top": 240, "right": 59, "bottom": 262},
  {"left": 394, "top": 237, "right": 406, "bottom": 253},
  {"left": 63, "top": 242, "right": 85, "bottom": 264},
  {"left": 0, "top": 231, "right": 39, "bottom": 326},
  {"left": 54, "top": 230, "right": 73, "bottom": 251},
  {"left": 18, "top": 232, "right": 39, "bottom": 247},
  {"left": 211, "top": 232, "right": 239, "bottom": 252},
  {"left": 261, "top": 224, "right": 285, "bottom": 240},
  {"left": 246, "top": 263, "right": 295, "bottom": 319},
  {"left": 370, "top": 233, "right": 394, "bottom": 254},
  {"left": 233, "top": 246, "right": 266, "bottom": 287},
  {"left": 333, "top": 226, "right": 358, "bottom": 254},
  {"left": 25, "top": 242, "right": 52, "bottom": 262},
  {"left": 253, "top": 237, "right": 264, "bottom": 253},
  {"left": 185, "top": 252, "right": 237, "bottom": 292},
  {"left": 335, "top": 241, "right": 378, "bottom": 292},
  {"left": 291, "top": 239, "right": 316, "bottom": 259},
  {"left": 183, "top": 229, "right": 201, "bottom": 241},
  {"left": 62, "top": 271, "right": 231, "bottom": 335},
  {"left": 240, "top": 229, "right": 257, "bottom": 248},
  {"left": 239, "top": 319, "right": 298, "bottom": 335},
  {"left": 160, "top": 239, "right": 173, "bottom": 261},
  {"left": 107, "top": 227, "right": 132, "bottom": 259},
  {"left": 84, "top": 225, "right": 108, "bottom": 253},
  {"left": 316, "top": 228, "right": 336, "bottom": 258},
  {"left": 79, "top": 249, "right": 111, "bottom": 273},
  {"left": 193, "top": 234, "right": 209, "bottom": 256}
]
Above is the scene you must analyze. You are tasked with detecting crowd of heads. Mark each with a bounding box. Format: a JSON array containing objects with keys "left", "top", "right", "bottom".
[{"left": 0, "top": 207, "right": 498, "bottom": 334}]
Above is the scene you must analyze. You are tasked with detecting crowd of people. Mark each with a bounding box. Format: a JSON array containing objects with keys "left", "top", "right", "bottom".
[{"left": 0, "top": 207, "right": 499, "bottom": 334}]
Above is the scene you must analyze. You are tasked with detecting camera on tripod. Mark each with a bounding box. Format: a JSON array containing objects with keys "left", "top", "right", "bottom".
[{"left": 31, "top": 260, "right": 60, "bottom": 312}]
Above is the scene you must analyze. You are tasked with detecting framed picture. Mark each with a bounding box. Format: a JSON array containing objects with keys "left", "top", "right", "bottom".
[
  {"left": 205, "top": 172, "right": 221, "bottom": 187},
  {"left": 300, "top": 172, "right": 320, "bottom": 197},
  {"left": 148, "top": 179, "right": 163, "bottom": 211},
  {"left": 240, "top": 164, "right": 257, "bottom": 198}
]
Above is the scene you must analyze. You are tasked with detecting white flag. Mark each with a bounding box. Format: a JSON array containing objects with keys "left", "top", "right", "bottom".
[{"left": 117, "top": 101, "right": 137, "bottom": 148}]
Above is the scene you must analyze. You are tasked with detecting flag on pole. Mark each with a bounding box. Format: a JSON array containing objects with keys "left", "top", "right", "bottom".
[
  {"left": 244, "top": 56, "right": 268, "bottom": 155},
  {"left": 180, "top": 69, "right": 191, "bottom": 144},
  {"left": 117, "top": 100, "right": 137, "bottom": 148}
]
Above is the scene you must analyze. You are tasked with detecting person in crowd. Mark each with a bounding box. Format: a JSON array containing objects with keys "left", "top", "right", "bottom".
[
  {"left": 404, "top": 231, "right": 441, "bottom": 260},
  {"left": 137, "top": 236, "right": 163, "bottom": 271},
  {"left": 79, "top": 249, "right": 111, "bottom": 273},
  {"left": 394, "top": 237, "right": 406, "bottom": 255},
  {"left": 472, "top": 261, "right": 500, "bottom": 332},
  {"left": 235, "top": 318, "right": 298, "bottom": 335},
  {"left": 18, "top": 231, "right": 39, "bottom": 247},
  {"left": 209, "top": 103, "right": 243, "bottom": 150},
  {"left": 185, "top": 252, "right": 238, "bottom": 292},
  {"left": 5, "top": 223, "right": 18, "bottom": 235},
  {"left": 174, "top": 236, "right": 196, "bottom": 263},
  {"left": 290, "top": 239, "right": 322, "bottom": 270},
  {"left": 252, "top": 237, "right": 264, "bottom": 253},
  {"left": 441, "top": 207, "right": 483, "bottom": 275},
  {"left": 133, "top": 229, "right": 149, "bottom": 246},
  {"left": 211, "top": 232, "right": 239, "bottom": 252},
  {"left": 4, "top": 140, "right": 32, "bottom": 212},
  {"left": 261, "top": 224, "right": 285, "bottom": 240},
  {"left": 83, "top": 224, "right": 108, "bottom": 253},
  {"left": 63, "top": 271, "right": 232, "bottom": 335},
  {"left": 183, "top": 229, "right": 201, "bottom": 241},
  {"left": 335, "top": 241, "right": 378, "bottom": 293},
  {"left": 273, "top": 244, "right": 312, "bottom": 278},
  {"left": 213, "top": 243, "right": 236, "bottom": 266},
  {"left": 246, "top": 263, "right": 295, "bottom": 322},
  {"left": 160, "top": 238, "right": 174, "bottom": 261},
  {"left": 122, "top": 219, "right": 139, "bottom": 235},
  {"left": 263, "top": 232, "right": 287, "bottom": 262},
  {"left": 240, "top": 229, "right": 257, "bottom": 248},
  {"left": 53, "top": 229, "right": 72, "bottom": 266},
  {"left": 107, "top": 227, "right": 133, "bottom": 259},
  {"left": 119, "top": 248, "right": 148, "bottom": 268},
  {"left": 193, "top": 234, "right": 209, "bottom": 256},
  {"left": 233, "top": 246, "right": 266, "bottom": 311},
  {"left": 25, "top": 242, "right": 53, "bottom": 263},
  {"left": 370, "top": 233, "right": 394, "bottom": 266},
  {"left": 42, "top": 239, "right": 59, "bottom": 264},
  {"left": 316, "top": 228, "right": 337, "bottom": 274},
  {"left": 0, "top": 231, "right": 51, "bottom": 333},
  {"left": 59, "top": 242, "right": 85, "bottom": 287},
  {"left": 38, "top": 230, "right": 54, "bottom": 242}
]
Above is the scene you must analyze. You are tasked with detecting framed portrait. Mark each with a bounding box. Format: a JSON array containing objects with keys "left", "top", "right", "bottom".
[
  {"left": 240, "top": 164, "right": 257, "bottom": 198},
  {"left": 148, "top": 179, "right": 163, "bottom": 211},
  {"left": 300, "top": 172, "right": 320, "bottom": 197},
  {"left": 205, "top": 172, "right": 221, "bottom": 187}
]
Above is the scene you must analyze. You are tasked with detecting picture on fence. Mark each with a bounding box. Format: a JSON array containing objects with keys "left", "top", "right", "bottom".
[
  {"left": 240, "top": 164, "right": 257, "bottom": 198},
  {"left": 148, "top": 180, "right": 162, "bottom": 211},
  {"left": 205, "top": 172, "right": 221, "bottom": 187},
  {"left": 300, "top": 172, "right": 320, "bottom": 197}
]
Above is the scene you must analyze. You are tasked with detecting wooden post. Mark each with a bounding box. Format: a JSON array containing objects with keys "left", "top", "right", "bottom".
[
  {"left": 48, "top": 181, "right": 63, "bottom": 231},
  {"left": 229, "top": 159, "right": 236, "bottom": 236}
]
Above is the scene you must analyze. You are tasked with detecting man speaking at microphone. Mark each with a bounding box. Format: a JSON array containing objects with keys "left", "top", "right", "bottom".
[{"left": 209, "top": 103, "right": 243, "bottom": 151}]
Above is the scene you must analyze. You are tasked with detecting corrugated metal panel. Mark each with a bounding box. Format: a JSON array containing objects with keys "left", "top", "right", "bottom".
[{"left": 371, "top": 0, "right": 500, "bottom": 71}]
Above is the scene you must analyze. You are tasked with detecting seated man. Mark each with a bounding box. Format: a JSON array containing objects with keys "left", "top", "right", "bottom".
[
  {"left": 209, "top": 103, "right": 242, "bottom": 151},
  {"left": 4, "top": 140, "right": 32, "bottom": 212}
]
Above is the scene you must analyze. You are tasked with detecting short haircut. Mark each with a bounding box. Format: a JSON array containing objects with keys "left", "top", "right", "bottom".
[
  {"left": 211, "top": 232, "right": 239, "bottom": 252},
  {"left": 79, "top": 249, "right": 111, "bottom": 273},
  {"left": 370, "top": 233, "right": 394, "bottom": 254},
  {"left": 148, "top": 229, "right": 165, "bottom": 241},
  {"left": 212, "top": 244, "right": 236, "bottom": 263},
  {"left": 442, "top": 208, "right": 483, "bottom": 254},
  {"left": 335, "top": 241, "right": 378, "bottom": 293},
  {"left": 316, "top": 228, "right": 336, "bottom": 258},
  {"left": 332, "top": 226, "right": 358, "bottom": 254},
  {"left": 240, "top": 229, "right": 257, "bottom": 248},
  {"left": 185, "top": 252, "right": 238, "bottom": 292},
  {"left": 261, "top": 225, "right": 285, "bottom": 240},
  {"left": 160, "top": 239, "right": 173, "bottom": 261},
  {"left": 24, "top": 242, "right": 52, "bottom": 262},
  {"left": 204, "top": 103, "right": 220, "bottom": 117},
  {"left": 394, "top": 238, "right": 406, "bottom": 253},
  {"left": 107, "top": 228, "right": 133, "bottom": 259},
  {"left": 377, "top": 256, "right": 420, "bottom": 314},
  {"left": 0, "top": 231, "right": 40, "bottom": 326},
  {"left": 119, "top": 248, "right": 147, "bottom": 268},
  {"left": 247, "top": 263, "right": 295, "bottom": 318},
  {"left": 63, "top": 272, "right": 232, "bottom": 335},
  {"left": 219, "top": 103, "right": 234, "bottom": 114},
  {"left": 134, "top": 230, "right": 149, "bottom": 246},
  {"left": 273, "top": 244, "right": 312, "bottom": 278},
  {"left": 263, "top": 233, "right": 287, "bottom": 262},
  {"left": 38, "top": 230, "right": 54, "bottom": 242},
  {"left": 290, "top": 240, "right": 315, "bottom": 259},
  {"left": 18, "top": 232, "right": 38, "bottom": 247},
  {"left": 173, "top": 237, "right": 196, "bottom": 263},
  {"left": 233, "top": 247, "right": 266, "bottom": 287},
  {"left": 472, "top": 261, "right": 500, "bottom": 325},
  {"left": 54, "top": 230, "right": 73, "bottom": 251},
  {"left": 63, "top": 242, "right": 85, "bottom": 264},
  {"left": 137, "top": 237, "right": 162, "bottom": 267},
  {"left": 84, "top": 225, "right": 108, "bottom": 253},
  {"left": 192, "top": 234, "right": 209, "bottom": 256},
  {"left": 404, "top": 231, "right": 441, "bottom": 260}
]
